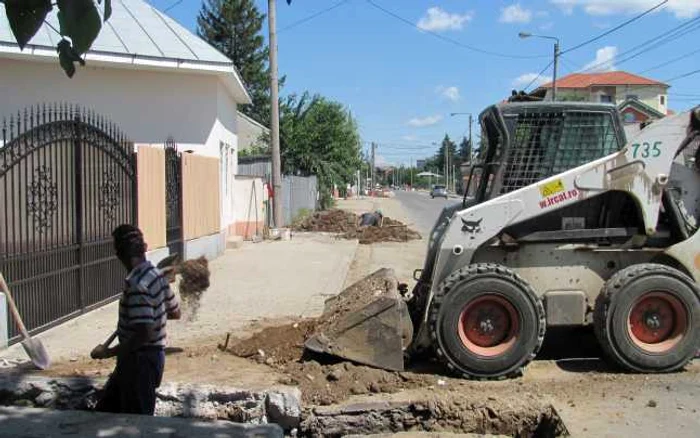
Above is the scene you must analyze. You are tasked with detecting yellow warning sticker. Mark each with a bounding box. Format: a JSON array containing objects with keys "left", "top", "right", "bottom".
[{"left": 539, "top": 179, "right": 565, "bottom": 198}]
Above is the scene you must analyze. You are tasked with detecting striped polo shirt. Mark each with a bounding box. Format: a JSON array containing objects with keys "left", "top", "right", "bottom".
[{"left": 117, "top": 260, "right": 180, "bottom": 348}]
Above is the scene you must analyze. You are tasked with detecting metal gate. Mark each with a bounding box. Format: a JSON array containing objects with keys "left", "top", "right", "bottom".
[
  {"left": 0, "top": 105, "right": 136, "bottom": 342},
  {"left": 164, "top": 137, "right": 183, "bottom": 258}
]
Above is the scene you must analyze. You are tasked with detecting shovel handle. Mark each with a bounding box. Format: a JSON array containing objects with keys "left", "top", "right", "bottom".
[
  {"left": 103, "top": 331, "right": 118, "bottom": 348},
  {"left": 0, "top": 273, "right": 30, "bottom": 339}
]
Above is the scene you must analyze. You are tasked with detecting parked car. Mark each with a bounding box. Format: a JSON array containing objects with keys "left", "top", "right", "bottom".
[{"left": 430, "top": 185, "right": 448, "bottom": 199}]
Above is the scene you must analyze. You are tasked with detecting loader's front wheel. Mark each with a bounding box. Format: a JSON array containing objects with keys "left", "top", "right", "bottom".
[
  {"left": 594, "top": 264, "right": 699, "bottom": 373},
  {"left": 430, "top": 264, "right": 545, "bottom": 379}
]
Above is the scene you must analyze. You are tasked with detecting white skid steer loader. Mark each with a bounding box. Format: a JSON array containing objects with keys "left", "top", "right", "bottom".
[{"left": 307, "top": 102, "right": 700, "bottom": 379}]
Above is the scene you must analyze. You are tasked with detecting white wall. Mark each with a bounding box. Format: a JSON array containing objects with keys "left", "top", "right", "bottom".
[
  {"left": 0, "top": 57, "right": 243, "bottom": 234},
  {"left": 215, "top": 82, "right": 238, "bottom": 233},
  {"left": 0, "top": 58, "right": 221, "bottom": 152}
]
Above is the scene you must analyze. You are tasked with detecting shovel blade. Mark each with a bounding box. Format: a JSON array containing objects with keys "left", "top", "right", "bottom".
[
  {"left": 21, "top": 337, "right": 51, "bottom": 370},
  {"left": 305, "top": 270, "right": 413, "bottom": 372}
]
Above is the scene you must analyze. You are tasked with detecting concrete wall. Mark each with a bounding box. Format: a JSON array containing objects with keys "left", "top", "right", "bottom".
[{"left": 231, "top": 176, "right": 265, "bottom": 240}]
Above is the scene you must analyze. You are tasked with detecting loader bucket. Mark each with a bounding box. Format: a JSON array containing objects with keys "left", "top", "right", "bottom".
[{"left": 304, "top": 268, "right": 413, "bottom": 371}]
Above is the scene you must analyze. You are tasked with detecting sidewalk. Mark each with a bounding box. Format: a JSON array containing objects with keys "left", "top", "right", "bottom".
[{"left": 0, "top": 234, "right": 357, "bottom": 365}]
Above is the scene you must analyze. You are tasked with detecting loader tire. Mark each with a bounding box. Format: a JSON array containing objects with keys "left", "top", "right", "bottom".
[
  {"left": 430, "top": 264, "right": 545, "bottom": 380},
  {"left": 594, "top": 263, "right": 700, "bottom": 373}
]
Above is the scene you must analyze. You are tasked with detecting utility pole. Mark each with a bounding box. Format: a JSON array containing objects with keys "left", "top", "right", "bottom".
[
  {"left": 552, "top": 40, "right": 560, "bottom": 102},
  {"left": 519, "top": 32, "right": 560, "bottom": 102},
  {"left": 268, "top": 0, "right": 283, "bottom": 228},
  {"left": 371, "top": 142, "right": 376, "bottom": 192},
  {"left": 469, "top": 114, "right": 473, "bottom": 162},
  {"left": 410, "top": 157, "right": 413, "bottom": 188}
]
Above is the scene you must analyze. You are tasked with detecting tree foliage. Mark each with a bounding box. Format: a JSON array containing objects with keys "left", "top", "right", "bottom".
[
  {"left": 279, "top": 92, "right": 361, "bottom": 208},
  {"left": 2, "top": 0, "right": 111, "bottom": 77},
  {"left": 197, "top": 0, "right": 277, "bottom": 125},
  {"left": 459, "top": 136, "right": 472, "bottom": 163}
]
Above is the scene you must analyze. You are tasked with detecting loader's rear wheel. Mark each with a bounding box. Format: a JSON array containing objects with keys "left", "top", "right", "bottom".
[
  {"left": 430, "top": 264, "right": 545, "bottom": 380},
  {"left": 594, "top": 264, "right": 700, "bottom": 373}
]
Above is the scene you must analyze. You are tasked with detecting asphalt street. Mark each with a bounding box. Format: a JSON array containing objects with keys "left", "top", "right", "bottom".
[{"left": 393, "top": 190, "right": 461, "bottom": 234}]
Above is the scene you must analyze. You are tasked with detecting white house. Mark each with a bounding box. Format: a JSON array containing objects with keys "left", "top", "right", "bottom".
[
  {"left": 237, "top": 111, "right": 270, "bottom": 152},
  {"left": 0, "top": 0, "right": 251, "bottom": 261}
]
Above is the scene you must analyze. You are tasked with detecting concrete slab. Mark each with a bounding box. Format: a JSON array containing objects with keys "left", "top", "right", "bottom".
[{"left": 0, "top": 406, "right": 283, "bottom": 438}]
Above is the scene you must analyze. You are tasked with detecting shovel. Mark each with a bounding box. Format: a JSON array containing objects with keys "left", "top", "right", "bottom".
[{"left": 0, "top": 273, "right": 51, "bottom": 370}]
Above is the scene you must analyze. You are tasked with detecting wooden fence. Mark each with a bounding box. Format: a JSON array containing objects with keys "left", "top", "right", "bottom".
[{"left": 182, "top": 154, "right": 220, "bottom": 240}]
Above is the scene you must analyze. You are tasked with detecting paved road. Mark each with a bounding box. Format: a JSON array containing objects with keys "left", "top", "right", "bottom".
[{"left": 393, "top": 191, "right": 461, "bottom": 233}]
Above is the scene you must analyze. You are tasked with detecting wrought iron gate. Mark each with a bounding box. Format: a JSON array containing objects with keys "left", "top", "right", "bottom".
[
  {"left": 165, "top": 137, "right": 183, "bottom": 258},
  {"left": 0, "top": 105, "right": 136, "bottom": 342}
]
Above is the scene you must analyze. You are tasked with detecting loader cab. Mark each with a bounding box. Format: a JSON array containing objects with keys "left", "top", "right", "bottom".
[{"left": 463, "top": 102, "right": 626, "bottom": 207}]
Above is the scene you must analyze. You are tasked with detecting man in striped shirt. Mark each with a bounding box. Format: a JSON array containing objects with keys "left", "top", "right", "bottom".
[{"left": 91, "top": 224, "right": 181, "bottom": 415}]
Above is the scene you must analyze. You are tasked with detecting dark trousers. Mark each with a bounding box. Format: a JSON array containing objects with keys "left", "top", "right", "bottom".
[{"left": 95, "top": 348, "right": 165, "bottom": 415}]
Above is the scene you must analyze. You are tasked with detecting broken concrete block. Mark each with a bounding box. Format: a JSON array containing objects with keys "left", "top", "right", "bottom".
[{"left": 265, "top": 388, "right": 302, "bottom": 430}]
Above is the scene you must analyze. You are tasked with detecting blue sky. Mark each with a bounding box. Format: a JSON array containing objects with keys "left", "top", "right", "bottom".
[{"left": 152, "top": 0, "right": 700, "bottom": 165}]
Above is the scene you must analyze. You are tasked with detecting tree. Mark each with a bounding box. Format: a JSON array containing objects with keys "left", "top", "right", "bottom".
[
  {"left": 2, "top": 0, "right": 112, "bottom": 77},
  {"left": 459, "top": 136, "right": 472, "bottom": 164},
  {"left": 434, "top": 134, "right": 457, "bottom": 176},
  {"left": 198, "top": 0, "right": 275, "bottom": 125},
  {"left": 278, "top": 92, "right": 361, "bottom": 208}
]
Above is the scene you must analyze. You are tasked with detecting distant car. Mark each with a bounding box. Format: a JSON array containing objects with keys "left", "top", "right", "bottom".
[{"left": 430, "top": 185, "right": 448, "bottom": 199}]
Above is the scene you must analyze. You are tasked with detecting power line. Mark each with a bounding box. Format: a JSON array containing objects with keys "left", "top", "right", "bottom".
[
  {"left": 577, "top": 15, "right": 700, "bottom": 73},
  {"left": 560, "top": 0, "right": 667, "bottom": 55},
  {"left": 524, "top": 60, "right": 554, "bottom": 91},
  {"left": 280, "top": 0, "right": 352, "bottom": 33},
  {"left": 364, "top": 0, "right": 548, "bottom": 60},
  {"left": 665, "top": 68, "right": 700, "bottom": 83},
  {"left": 163, "top": 0, "right": 183, "bottom": 13},
  {"left": 639, "top": 47, "right": 700, "bottom": 74}
]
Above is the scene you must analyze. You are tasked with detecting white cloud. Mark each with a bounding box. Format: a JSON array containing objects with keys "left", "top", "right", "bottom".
[
  {"left": 539, "top": 21, "right": 554, "bottom": 30},
  {"left": 417, "top": 7, "right": 473, "bottom": 31},
  {"left": 407, "top": 115, "right": 443, "bottom": 127},
  {"left": 436, "top": 85, "right": 461, "bottom": 101},
  {"left": 582, "top": 46, "right": 618, "bottom": 72},
  {"left": 500, "top": 3, "right": 533, "bottom": 23},
  {"left": 402, "top": 135, "right": 418, "bottom": 141},
  {"left": 513, "top": 72, "right": 553, "bottom": 88},
  {"left": 550, "top": 0, "right": 700, "bottom": 19}
]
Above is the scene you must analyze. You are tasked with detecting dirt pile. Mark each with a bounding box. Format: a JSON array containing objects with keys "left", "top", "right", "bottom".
[
  {"left": 293, "top": 209, "right": 358, "bottom": 233},
  {"left": 293, "top": 209, "right": 421, "bottom": 244},
  {"left": 227, "top": 269, "right": 410, "bottom": 404}
]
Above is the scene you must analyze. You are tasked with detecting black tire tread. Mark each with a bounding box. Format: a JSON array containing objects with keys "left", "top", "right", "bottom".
[
  {"left": 594, "top": 263, "right": 700, "bottom": 373},
  {"left": 429, "top": 263, "right": 546, "bottom": 380}
]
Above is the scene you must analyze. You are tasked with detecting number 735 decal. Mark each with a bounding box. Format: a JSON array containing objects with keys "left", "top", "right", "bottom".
[{"left": 632, "top": 141, "right": 662, "bottom": 159}]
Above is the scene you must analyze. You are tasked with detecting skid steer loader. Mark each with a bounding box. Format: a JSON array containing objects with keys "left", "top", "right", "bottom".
[{"left": 307, "top": 101, "right": 700, "bottom": 379}]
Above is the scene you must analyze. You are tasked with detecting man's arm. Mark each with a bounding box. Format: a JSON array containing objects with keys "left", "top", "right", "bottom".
[{"left": 101, "top": 323, "right": 153, "bottom": 359}]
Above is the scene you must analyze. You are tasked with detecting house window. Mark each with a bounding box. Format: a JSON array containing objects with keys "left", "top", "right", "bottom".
[
  {"left": 660, "top": 95, "right": 666, "bottom": 106},
  {"left": 600, "top": 95, "right": 613, "bottom": 103},
  {"left": 626, "top": 95, "right": 638, "bottom": 100},
  {"left": 624, "top": 112, "right": 636, "bottom": 123}
]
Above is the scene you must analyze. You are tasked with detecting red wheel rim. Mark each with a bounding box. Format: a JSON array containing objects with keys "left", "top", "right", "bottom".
[
  {"left": 458, "top": 295, "right": 520, "bottom": 357},
  {"left": 628, "top": 292, "right": 688, "bottom": 353}
]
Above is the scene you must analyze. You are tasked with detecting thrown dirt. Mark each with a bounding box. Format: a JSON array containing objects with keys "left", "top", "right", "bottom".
[
  {"left": 293, "top": 210, "right": 421, "bottom": 244},
  {"left": 177, "top": 257, "right": 211, "bottom": 321}
]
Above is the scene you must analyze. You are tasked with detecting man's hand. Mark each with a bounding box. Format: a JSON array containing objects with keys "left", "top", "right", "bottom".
[
  {"left": 167, "top": 307, "right": 181, "bottom": 320},
  {"left": 90, "top": 344, "right": 108, "bottom": 360}
]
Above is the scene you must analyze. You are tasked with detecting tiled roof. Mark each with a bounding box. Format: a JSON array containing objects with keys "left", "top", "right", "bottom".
[{"left": 538, "top": 71, "right": 668, "bottom": 89}]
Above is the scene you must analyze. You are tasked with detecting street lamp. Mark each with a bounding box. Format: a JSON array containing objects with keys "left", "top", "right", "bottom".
[
  {"left": 449, "top": 112, "right": 473, "bottom": 160},
  {"left": 519, "top": 32, "right": 560, "bottom": 102}
]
